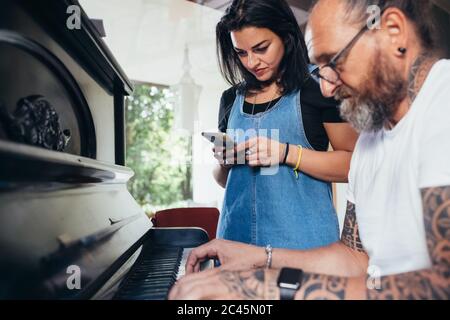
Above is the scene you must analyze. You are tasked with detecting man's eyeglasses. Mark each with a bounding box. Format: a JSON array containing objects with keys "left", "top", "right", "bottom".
[{"left": 310, "top": 25, "right": 369, "bottom": 85}]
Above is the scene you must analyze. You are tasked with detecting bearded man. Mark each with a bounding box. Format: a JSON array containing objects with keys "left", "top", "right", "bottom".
[{"left": 168, "top": 0, "right": 450, "bottom": 300}]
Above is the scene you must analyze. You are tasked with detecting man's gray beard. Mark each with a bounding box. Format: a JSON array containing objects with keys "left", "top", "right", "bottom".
[
  {"left": 338, "top": 54, "right": 407, "bottom": 133},
  {"left": 340, "top": 98, "right": 390, "bottom": 133}
]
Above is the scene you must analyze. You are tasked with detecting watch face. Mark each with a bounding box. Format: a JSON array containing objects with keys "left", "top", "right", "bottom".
[{"left": 278, "top": 268, "right": 303, "bottom": 289}]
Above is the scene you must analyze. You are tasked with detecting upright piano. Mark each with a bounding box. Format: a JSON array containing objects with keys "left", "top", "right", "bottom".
[{"left": 0, "top": 0, "right": 209, "bottom": 299}]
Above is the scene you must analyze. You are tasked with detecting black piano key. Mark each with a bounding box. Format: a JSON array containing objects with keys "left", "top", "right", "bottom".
[
  {"left": 121, "top": 278, "right": 172, "bottom": 287},
  {"left": 129, "top": 272, "right": 175, "bottom": 279},
  {"left": 133, "top": 277, "right": 175, "bottom": 285},
  {"left": 124, "top": 293, "right": 168, "bottom": 300},
  {"left": 134, "top": 264, "right": 177, "bottom": 271},
  {"left": 113, "top": 245, "right": 183, "bottom": 300},
  {"left": 119, "top": 285, "right": 167, "bottom": 293},
  {"left": 130, "top": 273, "right": 176, "bottom": 280},
  {"left": 138, "top": 257, "right": 180, "bottom": 265},
  {"left": 122, "top": 284, "right": 171, "bottom": 294},
  {"left": 116, "top": 294, "right": 167, "bottom": 300},
  {"left": 117, "top": 289, "right": 168, "bottom": 298},
  {"left": 131, "top": 269, "right": 173, "bottom": 275},
  {"left": 132, "top": 276, "right": 175, "bottom": 283}
]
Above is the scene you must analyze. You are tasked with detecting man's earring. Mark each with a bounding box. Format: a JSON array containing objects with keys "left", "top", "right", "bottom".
[{"left": 398, "top": 47, "right": 407, "bottom": 55}]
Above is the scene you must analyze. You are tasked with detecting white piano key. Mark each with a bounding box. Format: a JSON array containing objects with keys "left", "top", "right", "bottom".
[{"left": 176, "top": 248, "right": 191, "bottom": 279}]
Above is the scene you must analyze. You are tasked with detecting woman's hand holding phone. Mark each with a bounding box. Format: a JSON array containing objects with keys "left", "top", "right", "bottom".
[
  {"left": 235, "top": 136, "right": 286, "bottom": 167},
  {"left": 212, "top": 145, "right": 235, "bottom": 168},
  {"left": 203, "top": 132, "right": 286, "bottom": 168},
  {"left": 203, "top": 132, "right": 237, "bottom": 168}
]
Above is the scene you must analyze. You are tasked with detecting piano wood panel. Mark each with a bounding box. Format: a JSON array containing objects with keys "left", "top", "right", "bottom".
[{"left": 0, "top": 141, "right": 152, "bottom": 298}]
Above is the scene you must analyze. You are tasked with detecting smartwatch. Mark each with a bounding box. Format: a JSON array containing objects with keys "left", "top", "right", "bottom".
[{"left": 277, "top": 267, "right": 304, "bottom": 300}]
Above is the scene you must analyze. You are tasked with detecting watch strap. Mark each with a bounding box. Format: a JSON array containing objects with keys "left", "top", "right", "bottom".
[
  {"left": 279, "top": 286, "right": 297, "bottom": 300},
  {"left": 277, "top": 267, "right": 303, "bottom": 300}
]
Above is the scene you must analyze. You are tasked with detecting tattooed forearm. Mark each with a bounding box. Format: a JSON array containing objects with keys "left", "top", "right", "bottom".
[
  {"left": 264, "top": 269, "right": 280, "bottom": 300},
  {"left": 295, "top": 186, "right": 449, "bottom": 300},
  {"left": 367, "top": 269, "right": 449, "bottom": 300},
  {"left": 218, "top": 187, "right": 449, "bottom": 300},
  {"left": 298, "top": 273, "right": 349, "bottom": 300},
  {"left": 219, "top": 270, "right": 266, "bottom": 299},
  {"left": 341, "top": 201, "right": 365, "bottom": 253}
]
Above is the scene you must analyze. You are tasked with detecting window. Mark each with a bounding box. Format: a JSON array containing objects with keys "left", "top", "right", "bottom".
[{"left": 126, "top": 83, "right": 192, "bottom": 214}]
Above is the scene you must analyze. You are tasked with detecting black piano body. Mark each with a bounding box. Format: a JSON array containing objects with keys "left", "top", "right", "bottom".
[{"left": 0, "top": 0, "right": 209, "bottom": 299}]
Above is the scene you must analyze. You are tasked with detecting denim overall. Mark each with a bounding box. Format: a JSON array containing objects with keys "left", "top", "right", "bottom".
[{"left": 217, "top": 90, "right": 340, "bottom": 250}]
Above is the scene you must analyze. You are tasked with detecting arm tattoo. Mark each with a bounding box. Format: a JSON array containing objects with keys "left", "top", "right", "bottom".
[
  {"left": 297, "top": 187, "right": 450, "bottom": 300},
  {"left": 264, "top": 270, "right": 280, "bottom": 300},
  {"left": 219, "top": 269, "right": 265, "bottom": 299},
  {"left": 341, "top": 201, "right": 365, "bottom": 253},
  {"left": 367, "top": 186, "right": 450, "bottom": 300},
  {"left": 218, "top": 188, "right": 449, "bottom": 300},
  {"left": 300, "top": 274, "right": 348, "bottom": 300},
  {"left": 421, "top": 187, "right": 450, "bottom": 268}
]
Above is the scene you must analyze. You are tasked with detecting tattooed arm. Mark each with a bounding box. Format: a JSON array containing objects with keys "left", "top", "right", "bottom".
[
  {"left": 364, "top": 187, "right": 450, "bottom": 300},
  {"left": 170, "top": 187, "right": 448, "bottom": 300},
  {"left": 184, "top": 201, "right": 369, "bottom": 276},
  {"left": 234, "top": 200, "right": 371, "bottom": 300},
  {"left": 170, "top": 187, "right": 449, "bottom": 300},
  {"left": 170, "top": 201, "right": 369, "bottom": 299},
  {"left": 268, "top": 201, "right": 369, "bottom": 277},
  {"left": 279, "top": 186, "right": 449, "bottom": 300}
]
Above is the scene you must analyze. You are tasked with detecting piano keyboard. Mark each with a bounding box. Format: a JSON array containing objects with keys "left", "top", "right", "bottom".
[
  {"left": 113, "top": 245, "right": 191, "bottom": 300},
  {"left": 177, "top": 248, "right": 192, "bottom": 280}
]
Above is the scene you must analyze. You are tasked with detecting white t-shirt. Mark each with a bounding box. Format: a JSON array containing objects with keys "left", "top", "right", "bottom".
[{"left": 347, "top": 59, "right": 450, "bottom": 277}]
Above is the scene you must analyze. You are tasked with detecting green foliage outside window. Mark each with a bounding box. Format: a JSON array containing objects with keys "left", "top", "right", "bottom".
[{"left": 126, "top": 83, "right": 192, "bottom": 214}]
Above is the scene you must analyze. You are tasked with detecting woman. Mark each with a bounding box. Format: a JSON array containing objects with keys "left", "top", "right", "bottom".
[{"left": 213, "top": 0, "right": 358, "bottom": 250}]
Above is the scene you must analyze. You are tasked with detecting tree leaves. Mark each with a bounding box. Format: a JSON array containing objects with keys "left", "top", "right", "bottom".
[{"left": 126, "top": 84, "right": 192, "bottom": 212}]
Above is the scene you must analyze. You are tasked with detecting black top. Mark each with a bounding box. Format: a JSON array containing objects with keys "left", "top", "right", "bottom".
[{"left": 218, "top": 78, "right": 343, "bottom": 151}]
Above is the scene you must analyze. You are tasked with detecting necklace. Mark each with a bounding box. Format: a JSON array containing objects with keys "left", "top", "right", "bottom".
[{"left": 251, "top": 89, "right": 279, "bottom": 116}]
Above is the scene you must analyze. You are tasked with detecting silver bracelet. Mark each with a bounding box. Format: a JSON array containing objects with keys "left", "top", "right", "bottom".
[{"left": 265, "top": 244, "right": 273, "bottom": 269}]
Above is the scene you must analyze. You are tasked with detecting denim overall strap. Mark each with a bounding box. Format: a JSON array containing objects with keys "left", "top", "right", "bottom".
[{"left": 217, "top": 89, "right": 340, "bottom": 250}]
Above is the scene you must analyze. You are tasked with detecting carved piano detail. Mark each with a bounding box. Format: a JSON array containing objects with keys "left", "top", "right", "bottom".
[
  {"left": 0, "top": 28, "right": 97, "bottom": 158},
  {"left": 0, "top": 95, "right": 71, "bottom": 152},
  {"left": 0, "top": 0, "right": 210, "bottom": 299}
]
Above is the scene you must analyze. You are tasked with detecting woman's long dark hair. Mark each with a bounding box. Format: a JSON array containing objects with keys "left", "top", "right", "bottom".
[{"left": 216, "top": 0, "right": 310, "bottom": 95}]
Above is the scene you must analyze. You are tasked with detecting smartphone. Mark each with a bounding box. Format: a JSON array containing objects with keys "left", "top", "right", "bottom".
[
  {"left": 201, "top": 132, "right": 236, "bottom": 148},
  {"left": 202, "top": 132, "right": 246, "bottom": 165}
]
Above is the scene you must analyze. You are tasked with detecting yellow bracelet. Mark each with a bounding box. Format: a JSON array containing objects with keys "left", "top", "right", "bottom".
[{"left": 294, "top": 145, "right": 303, "bottom": 179}]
